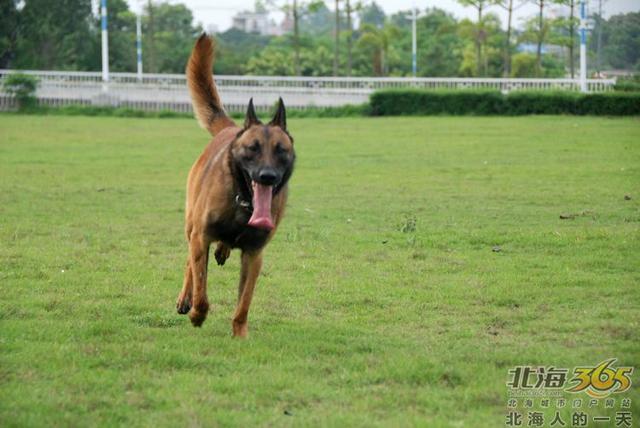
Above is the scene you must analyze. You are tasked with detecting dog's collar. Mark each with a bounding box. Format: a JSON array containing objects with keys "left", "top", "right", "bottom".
[{"left": 235, "top": 194, "right": 252, "bottom": 210}]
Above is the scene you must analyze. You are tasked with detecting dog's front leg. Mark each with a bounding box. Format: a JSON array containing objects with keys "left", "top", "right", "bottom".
[
  {"left": 232, "top": 250, "right": 263, "bottom": 337},
  {"left": 214, "top": 242, "right": 231, "bottom": 266},
  {"left": 176, "top": 258, "right": 193, "bottom": 314},
  {"left": 188, "top": 231, "right": 211, "bottom": 327}
]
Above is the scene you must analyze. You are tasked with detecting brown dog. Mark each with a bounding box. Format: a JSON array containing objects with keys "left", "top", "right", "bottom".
[{"left": 176, "top": 34, "right": 296, "bottom": 337}]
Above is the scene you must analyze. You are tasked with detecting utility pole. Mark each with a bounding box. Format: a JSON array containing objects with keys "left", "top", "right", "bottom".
[
  {"left": 136, "top": 13, "right": 143, "bottom": 80},
  {"left": 101, "top": 0, "right": 109, "bottom": 92},
  {"left": 579, "top": 0, "right": 587, "bottom": 92}
]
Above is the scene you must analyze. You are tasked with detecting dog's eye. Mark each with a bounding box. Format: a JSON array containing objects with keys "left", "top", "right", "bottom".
[
  {"left": 274, "top": 143, "right": 286, "bottom": 155},
  {"left": 249, "top": 140, "right": 260, "bottom": 153}
]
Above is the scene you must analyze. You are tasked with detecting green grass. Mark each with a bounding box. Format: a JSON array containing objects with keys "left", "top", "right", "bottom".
[{"left": 0, "top": 115, "right": 638, "bottom": 427}]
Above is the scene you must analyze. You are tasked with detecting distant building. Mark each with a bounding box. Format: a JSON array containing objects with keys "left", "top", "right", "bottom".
[
  {"left": 517, "top": 42, "right": 565, "bottom": 59},
  {"left": 547, "top": 6, "right": 570, "bottom": 20},
  {"left": 517, "top": 43, "right": 549, "bottom": 54},
  {"left": 232, "top": 10, "right": 284, "bottom": 36},
  {"left": 280, "top": 11, "right": 293, "bottom": 34}
]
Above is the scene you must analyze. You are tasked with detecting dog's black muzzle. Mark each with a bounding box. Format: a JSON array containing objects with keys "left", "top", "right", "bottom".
[{"left": 252, "top": 167, "right": 281, "bottom": 187}]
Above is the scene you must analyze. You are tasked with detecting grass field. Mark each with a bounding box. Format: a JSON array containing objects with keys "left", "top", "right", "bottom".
[{"left": 0, "top": 114, "right": 638, "bottom": 427}]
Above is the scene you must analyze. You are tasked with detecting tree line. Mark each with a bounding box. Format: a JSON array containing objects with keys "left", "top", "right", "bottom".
[{"left": 0, "top": 0, "right": 638, "bottom": 77}]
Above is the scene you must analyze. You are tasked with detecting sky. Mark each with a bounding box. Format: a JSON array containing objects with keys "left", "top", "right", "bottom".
[{"left": 124, "top": 0, "right": 640, "bottom": 33}]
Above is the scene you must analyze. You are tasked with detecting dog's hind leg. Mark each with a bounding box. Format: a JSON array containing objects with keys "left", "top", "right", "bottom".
[
  {"left": 188, "top": 231, "right": 211, "bottom": 327},
  {"left": 232, "top": 250, "right": 263, "bottom": 338},
  {"left": 176, "top": 258, "right": 193, "bottom": 314}
]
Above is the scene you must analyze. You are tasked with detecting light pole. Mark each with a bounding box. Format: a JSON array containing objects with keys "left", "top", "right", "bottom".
[
  {"left": 101, "top": 0, "right": 109, "bottom": 92},
  {"left": 579, "top": 0, "right": 587, "bottom": 92},
  {"left": 407, "top": 3, "right": 421, "bottom": 77}
]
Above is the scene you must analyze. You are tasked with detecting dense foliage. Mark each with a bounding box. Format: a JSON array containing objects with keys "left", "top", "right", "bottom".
[
  {"left": 370, "top": 89, "right": 640, "bottom": 116},
  {"left": 0, "top": 0, "right": 638, "bottom": 77},
  {"left": 2, "top": 72, "right": 38, "bottom": 109}
]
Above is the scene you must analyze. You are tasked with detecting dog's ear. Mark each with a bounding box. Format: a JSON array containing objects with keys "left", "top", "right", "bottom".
[
  {"left": 244, "top": 98, "right": 262, "bottom": 129},
  {"left": 269, "top": 97, "right": 287, "bottom": 131}
]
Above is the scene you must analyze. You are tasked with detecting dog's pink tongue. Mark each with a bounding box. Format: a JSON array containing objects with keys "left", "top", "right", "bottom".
[{"left": 248, "top": 182, "right": 274, "bottom": 231}]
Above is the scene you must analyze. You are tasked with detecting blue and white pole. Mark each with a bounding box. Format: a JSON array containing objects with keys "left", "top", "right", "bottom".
[
  {"left": 101, "top": 0, "right": 109, "bottom": 92},
  {"left": 579, "top": 0, "right": 587, "bottom": 92},
  {"left": 136, "top": 13, "right": 143, "bottom": 81}
]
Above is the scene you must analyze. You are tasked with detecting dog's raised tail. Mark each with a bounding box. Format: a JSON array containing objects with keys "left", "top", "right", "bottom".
[{"left": 186, "top": 34, "right": 234, "bottom": 136}]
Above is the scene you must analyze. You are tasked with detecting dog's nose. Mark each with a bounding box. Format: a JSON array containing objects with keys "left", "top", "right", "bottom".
[{"left": 258, "top": 168, "right": 278, "bottom": 185}]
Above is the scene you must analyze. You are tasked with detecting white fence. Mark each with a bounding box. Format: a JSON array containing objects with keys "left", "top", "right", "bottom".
[{"left": 0, "top": 69, "right": 616, "bottom": 113}]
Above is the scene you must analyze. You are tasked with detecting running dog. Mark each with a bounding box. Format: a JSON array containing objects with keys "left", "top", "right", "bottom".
[{"left": 176, "top": 34, "right": 296, "bottom": 337}]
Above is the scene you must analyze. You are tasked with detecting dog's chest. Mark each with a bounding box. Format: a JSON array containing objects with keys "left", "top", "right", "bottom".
[{"left": 207, "top": 208, "right": 270, "bottom": 251}]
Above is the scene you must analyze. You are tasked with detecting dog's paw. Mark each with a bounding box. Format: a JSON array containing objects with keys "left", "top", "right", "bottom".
[
  {"left": 176, "top": 295, "right": 191, "bottom": 315},
  {"left": 214, "top": 243, "right": 231, "bottom": 266},
  {"left": 188, "top": 302, "right": 209, "bottom": 327},
  {"left": 189, "top": 310, "right": 207, "bottom": 327},
  {"left": 232, "top": 320, "right": 248, "bottom": 338}
]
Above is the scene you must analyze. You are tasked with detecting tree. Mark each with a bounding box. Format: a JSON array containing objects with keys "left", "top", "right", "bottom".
[
  {"left": 13, "top": 0, "right": 96, "bottom": 70},
  {"left": 359, "top": 1, "right": 385, "bottom": 28},
  {"left": 416, "top": 8, "right": 465, "bottom": 77},
  {"left": 591, "top": 12, "right": 640, "bottom": 71},
  {"left": 519, "top": 11, "right": 551, "bottom": 77},
  {"left": 142, "top": 1, "right": 201, "bottom": 73},
  {"left": 511, "top": 52, "right": 563, "bottom": 77},
  {"left": 389, "top": 9, "right": 413, "bottom": 29},
  {"left": 246, "top": 46, "right": 295, "bottom": 75},
  {"left": 2, "top": 73, "right": 38, "bottom": 109},
  {"left": 299, "top": 44, "right": 334, "bottom": 75},
  {"left": 493, "top": 0, "right": 524, "bottom": 77},
  {"left": 284, "top": 0, "right": 325, "bottom": 75},
  {"left": 215, "top": 28, "right": 271, "bottom": 74},
  {"left": 457, "top": 0, "right": 490, "bottom": 76},
  {"left": 334, "top": 0, "right": 340, "bottom": 76},
  {"left": 145, "top": 0, "right": 157, "bottom": 73},
  {"left": 245, "top": 38, "right": 334, "bottom": 76},
  {"left": 345, "top": 0, "right": 353, "bottom": 76},
  {"left": 0, "top": 0, "right": 19, "bottom": 68},
  {"left": 293, "top": 0, "right": 301, "bottom": 74},
  {"left": 548, "top": 1, "right": 578, "bottom": 78},
  {"left": 458, "top": 13, "right": 504, "bottom": 76},
  {"left": 104, "top": 0, "right": 137, "bottom": 72},
  {"left": 567, "top": 0, "right": 576, "bottom": 77},
  {"left": 529, "top": 0, "right": 547, "bottom": 76},
  {"left": 595, "top": 0, "right": 603, "bottom": 73},
  {"left": 355, "top": 24, "right": 383, "bottom": 75},
  {"left": 355, "top": 23, "right": 399, "bottom": 76},
  {"left": 300, "top": 1, "right": 333, "bottom": 34}
]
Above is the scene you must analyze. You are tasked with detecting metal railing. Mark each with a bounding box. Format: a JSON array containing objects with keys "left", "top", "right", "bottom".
[{"left": 0, "top": 69, "right": 616, "bottom": 113}]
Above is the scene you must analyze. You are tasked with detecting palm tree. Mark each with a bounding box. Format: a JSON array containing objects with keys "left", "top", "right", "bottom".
[{"left": 356, "top": 23, "right": 399, "bottom": 76}]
